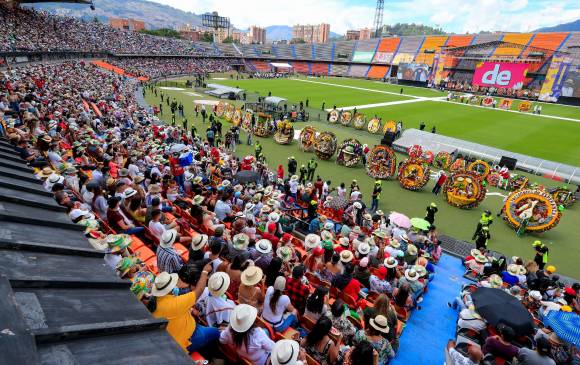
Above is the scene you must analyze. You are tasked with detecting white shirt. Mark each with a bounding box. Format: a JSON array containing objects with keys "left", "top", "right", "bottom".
[
  {"left": 148, "top": 220, "right": 166, "bottom": 240},
  {"left": 220, "top": 327, "right": 274, "bottom": 365},
  {"left": 261, "top": 286, "right": 291, "bottom": 326},
  {"left": 127, "top": 163, "right": 140, "bottom": 177},
  {"left": 205, "top": 295, "right": 235, "bottom": 327},
  {"left": 289, "top": 180, "right": 298, "bottom": 194}
]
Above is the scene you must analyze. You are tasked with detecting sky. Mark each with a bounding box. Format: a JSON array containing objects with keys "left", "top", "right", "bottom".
[{"left": 148, "top": 0, "right": 579, "bottom": 34}]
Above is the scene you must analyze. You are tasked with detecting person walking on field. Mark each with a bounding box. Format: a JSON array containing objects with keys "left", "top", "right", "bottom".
[
  {"left": 532, "top": 240, "right": 549, "bottom": 270},
  {"left": 425, "top": 202, "right": 438, "bottom": 226},
  {"left": 307, "top": 158, "right": 317, "bottom": 181},
  {"left": 370, "top": 180, "right": 382, "bottom": 212},
  {"left": 432, "top": 170, "right": 447, "bottom": 195}
]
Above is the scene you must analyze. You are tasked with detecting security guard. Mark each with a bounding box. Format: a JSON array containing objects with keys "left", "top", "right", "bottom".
[
  {"left": 371, "top": 180, "right": 382, "bottom": 212},
  {"left": 532, "top": 240, "right": 549, "bottom": 270},
  {"left": 473, "top": 210, "right": 493, "bottom": 240},
  {"left": 254, "top": 141, "right": 262, "bottom": 158},
  {"left": 306, "top": 158, "right": 318, "bottom": 181}
]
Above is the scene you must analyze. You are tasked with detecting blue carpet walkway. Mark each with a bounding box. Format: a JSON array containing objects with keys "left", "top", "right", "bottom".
[{"left": 390, "top": 254, "right": 467, "bottom": 365}]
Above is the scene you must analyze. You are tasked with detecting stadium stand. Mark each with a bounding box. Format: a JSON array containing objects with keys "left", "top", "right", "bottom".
[
  {"left": 493, "top": 33, "right": 534, "bottom": 57},
  {"left": 367, "top": 65, "right": 390, "bottom": 79},
  {"left": 291, "top": 61, "right": 310, "bottom": 74},
  {"left": 276, "top": 44, "right": 295, "bottom": 59},
  {"left": 311, "top": 62, "right": 329, "bottom": 75},
  {"left": 348, "top": 64, "right": 370, "bottom": 78},
  {"left": 334, "top": 40, "right": 355, "bottom": 62},
  {"left": 372, "top": 37, "right": 401, "bottom": 63},
  {"left": 250, "top": 60, "right": 272, "bottom": 72},
  {"left": 329, "top": 63, "right": 349, "bottom": 76},
  {"left": 415, "top": 35, "right": 448, "bottom": 64},
  {"left": 392, "top": 35, "right": 424, "bottom": 64},
  {"left": 445, "top": 34, "right": 474, "bottom": 48},
  {"left": 315, "top": 42, "right": 334, "bottom": 62}
]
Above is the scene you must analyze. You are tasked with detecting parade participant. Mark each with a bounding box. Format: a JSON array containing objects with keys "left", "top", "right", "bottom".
[{"left": 425, "top": 202, "right": 438, "bottom": 226}]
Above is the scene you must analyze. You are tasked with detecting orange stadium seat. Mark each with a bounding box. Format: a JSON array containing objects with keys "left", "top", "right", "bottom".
[
  {"left": 493, "top": 33, "right": 533, "bottom": 57},
  {"left": 367, "top": 65, "right": 389, "bottom": 79}
]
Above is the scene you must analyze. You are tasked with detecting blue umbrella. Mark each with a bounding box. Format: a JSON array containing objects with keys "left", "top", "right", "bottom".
[{"left": 543, "top": 311, "right": 580, "bottom": 347}]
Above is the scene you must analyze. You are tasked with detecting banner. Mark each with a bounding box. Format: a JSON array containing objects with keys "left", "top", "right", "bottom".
[
  {"left": 472, "top": 62, "right": 529, "bottom": 89},
  {"left": 397, "top": 63, "right": 430, "bottom": 82},
  {"left": 430, "top": 54, "right": 445, "bottom": 85},
  {"left": 499, "top": 98, "right": 513, "bottom": 110},
  {"left": 538, "top": 57, "right": 573, "bottom": 102},
  {"left": 561, "top": 70, "right": 580, "bottom": 98},
  {"left": 373, "top": 52, "right": 394, "bottom": 64},
  {"left": 352, "top": 52, "right": 374, "bottom": 63}
]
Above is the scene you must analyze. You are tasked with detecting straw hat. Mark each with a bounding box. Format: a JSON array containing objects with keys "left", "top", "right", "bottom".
[
  {"left": 404, "top": 268, "right": 420, "bottom": 281},
  {"left": 407, "top": 244, "right": 418, "bottom": 256},
  {"left": 470, "top": 248, "right": 482, "bottom": 257},
  {"left": 106, "top": 234, "right": 131, "bottom": 253},
  {"left": 118, "top": 168, "right": 129, "bottom": 177},
  {"left": 370, "top": 315, "right": 390, "bottom": 334},
  {"left": 160, "top": 229, "right": 178, "bottom": 248},
  {"left": 47, "top": 174, "right": 65, "bottom": 185},
  {"left": 304, "top": 234, "right": 321, "bottom": 251},
  {"left": 414, "top": 265, "right": 427, "bottom": 277},
  {"left": 151, "top": 272, "right": 179, "bottom": 297},
  {"left": 323, "top": 221, "right": 335, "bottom": 231},
  {"left": 268, "top": 212, "right": 280, "bottom": 223},
  {"left": 270, "top": 340, "right": 301, "bottom": 365},
  {"left": 363, "top": 213, "right": 372, "bottom": 221},
  {"left": 338, "top": 237, "right": 350, "bottom": 247},
  {"left": 488, "top": 274, "right": 503, "bottom": 288},
  {"left": 264, "top": 186, "right": 273, "bottom": 197},
  {"left": 190, "top": 234, "right": 208, "bottom": 251},
  {"left": 384, "top": 257, "right": 398, "bottom": 268},
  {"left": 400, "top": 233, "right": 409, "bottom": 243},
  {"left": 233, "top": 233, "right": 250, "bottom": 250},
  {"left": 208, "top": 272, "right": 231, "bottom": 297},
  {"left": 148, "top": 184, "right": 161, "bottom": 194},
  {"left": 517, "top": 265, "right": 527, "bottom": 275},
  {"left": 474, "top": 254, "right": 488, "bottom": 264},
  {"left": 529, "top": 290, "right": 542, "bottom": 301},
  {"left": 353, "top": 201, "right": 362, "bottom": 209},
  {"left": 507, "top": 264, "right": 520, "bottom": 276},
  {"left": 261, "top": 205, "right": 272, "bottom": 214},
  {"left": 373, "top": 229, "right": 387, "bottom": 239},
  {"left": 241, "top": 266, "right": 263, "bottom": 286},
  {"left": 352, "top": 226, "right": 362, "bottom": 235},
  {"left": 193, "top": 176, "right": 203, "bottom": 184},
  {"left": 267, "top": 199, "right": 277, "bottom": 207},
  {"left": 340, "top": 250, "right": 354, "bottom": 263},
  {"left": 290, "top": 175, "right": 299, "bottom": 181},
  {"left": 38, "top": 167, "right": 54, "bottom": 178},
  {"left": 255, "top": 239, "right": 273, "bottom": 254},
  {"left": 320, "top": 230, "right": 333, "bottom": 241},
  {"left": 390, "top": 239, "right": 401, "bottom": 249},
  {"left": 116, "top": 256, "right": 138, "bottom": 277},
  {"left": 276, "top": 246, "right": 292, "bottom": 262},
  {"left": 124, "top": 188, "right": 137, "bottom": 199},
  {"left": 230, "top": 304, "right": 258, "bottom": 333},
  {"left": 375, "top": 210, "right": 384, "bottom": 216},
  {"left": 221, "top": 179, "right": 231, "bottom": 188},
  {"left": 358, "top": 242, "right": 370, "bottom": 255},
  {"left": 133, "top": 175, "right": 145, "bottom": 184},
  {"left": 193, "top": 195, "right": 204, "bottom": 205}
]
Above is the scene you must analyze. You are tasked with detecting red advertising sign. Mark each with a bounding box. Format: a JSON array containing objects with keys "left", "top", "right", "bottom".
[{"left": 472, "top": 62, "right": 529, "bottom": 89}]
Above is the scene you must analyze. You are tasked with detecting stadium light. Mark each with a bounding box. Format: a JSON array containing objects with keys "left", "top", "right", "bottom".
[{"left": 202, "top": 11, "right": 230, "bottom": 43}]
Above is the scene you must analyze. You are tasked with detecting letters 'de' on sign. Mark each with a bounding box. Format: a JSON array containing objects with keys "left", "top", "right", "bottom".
[{"left": 472, "top": 62, "right": 529, "bottom": 89}]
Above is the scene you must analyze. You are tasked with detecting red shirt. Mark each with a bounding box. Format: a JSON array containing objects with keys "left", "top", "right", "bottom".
[
  {"left": 343, "top": 278, "right": 362, "bottom": 299},
  {"left": 170, "top": 157, "right": 184, "bottom": 176},
  {"left": 285, "top": 277, "right": 309, "bottom": 313}
]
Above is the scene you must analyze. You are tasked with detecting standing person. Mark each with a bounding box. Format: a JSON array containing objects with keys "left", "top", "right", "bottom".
[
  {"left": 299, "top": 165, "right": 308, "bottom": 184},
  {"left": 425, "top": 202, "right": 438, "bottom": 226},
  {"left": 201, "top": 107, "right": 207, "bottom": 123},
  {"left": 287, "top": 156, "right": 297, "bottom": 178},
  {"left": 419, "top": 121, "right": 426, "bottom": 131},
  {"left": 473, "top": 210, "right": 493, "bottom": 240},
  {"left": 532, "top": 241, "right": 549, "bottom": 270},
  {"left": 431, "top": 126, "right": 436, "bottom": 134},
  {"left": 432, "top": 170, "right": 447, "bottom": 195},
  {"left": 370, "top": 180, "right": 382, "bottom": 212},
  {"left": 306, "top": 98, "right": 310, "bottom": 107},
  {"left": 206, "top": 127, "right": 215, "bottom": 147},
  {"left": 474, "top": 226, "right": 490, "bottom": 251},
  {"left": 321, "top": 101, "right": 325, "bottom": 110},
  {"left": 255, "top": 141, "right": 263, "bottom": 159},
  {"left": 306, "top": 158, "right": 318, "bottom": 182}
]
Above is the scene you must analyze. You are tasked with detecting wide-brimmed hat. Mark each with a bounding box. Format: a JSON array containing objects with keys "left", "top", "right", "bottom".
[
  {"left": 304, "top": 234, "right": 321, "bottom": 251},
  {"left": 272, "top": 245, "right": 289, "bottom": 263},
  {"left": 474, "top": 254, "right": 488, "bottom": 264},
  {"left": 406, "top": 244, "right": 418, "bottom": 256},
  {"left": 390, "top": 239, "right": 401, "bottom": 248},
  {"left": 118, "top": 168, "right": 129, "bottom": 177},
  {"left": 339, "top": 237, "right": 350, "bottom": 247},
  {"left": 470, "top": 248, "right": 482, "bottom": 257},
  {"left": 106, "top": 234, "right": 131, "bottom": 253},
  {"left": 64, "top": 166, "right": 77, "bottom": 175},
  {"left": 124, "top": 188, "right": 137, "bottom": 198},
  {"left": 384, "top": 257, "right": 398, "bottom": 268},
  {"left": 517, "top": 265, "right": 527, "bottom": 275},
  {"left": 268, "top": 212, "right": 280, "bottom": 223},
  {"left": 47, "top": 174, "right": 65, "bottom": 185},
  {"left": 375, "top": 210, "right": 384, "bottom": 216},
  {"left": 208, "top": 272, "right": 231, "bottom": 297},
  {"left": 488, "top": 274, "right": 503, "bottom": 288},
  {"left": 160, "top": 229, "right": 178, "bottom": 248},
  {"left": 323, "top": 221, "right": 335, "bottom": 231},
  {"left": 241, "top": 266, "right": 263, "bottom": 286},
  {"left": 340, "top": 250, "right": 354, "bottom": 263},
  {"left": 133, "top": 175, "right": 145, "bottom": 184},
  {"left": 404, "top": 268, "right": 420, "bottom": 281},
  {"left": 507, "top": 264, "right": 520, "bottom": 276},
  {"left": 529, "top": 290, "right": 542, "bottom": 301},
  {"left": 352, "top": 226, "right": 362, "bottom": 234},
  {"left": 290, "top": 175, "right": 299, "bottom": 181},
  {"left": 193, "top": 195, "right": 204, "bottom": 205},
  {"left": 193, "top": 176, "right": 203, "bottom": 184},
  {"left": 414, "top": 265, "right": 427, "bottom": 277},
  {"left": 353, "top": 201, "right": 362, "bottom": 209},
  {"left": 373, "top": 230, "right": 387, "bottom": 239},
  {"left": 148, "top": 184, "right": 161, "bottom": 194},
  {"left": 151, "top": 272, "right": 179, "bottom": 297},
  {"left": 234, "top": 184, "right": 243, "bottom": 192},
  {"left": 221, "top": 179, "right": 231, "bottom": 188},
  {"left": 263, "top": 186, "right": 273, "bottom": 197},
  {"left": 363, "top": 213, "right": 372, "bottom": 221},
  {"left": 38, "top": 167, "right": 54, "bottom": 178},
  {"left": 320, "top": 230, "right": 333, "bottom": 241},
  {"left": 358, "top": 242, "right": 370, "bottom": 255},
  {"left": 116, "top": 256, "right": 138, "bottom": 277},
  {"left": 191, "top": 234, "right": 208, "bottom": 251},
  {"left": 370, "top": 315, "right": 390, "bottom": 334},
  {"left": 233, "top": 233, "right": 250, "bottom": 250},
  {"left": 253, "top": 238, "right": 271, "bottom": 253},
  {"left": 400, "top": 233, "right": 409, "bottom": 242},
  {"left": 270, "top": 339, "right": 301, "bottom": 365},
  {"left": 261, "top": 205, "right": 272, "bottom": 214}
]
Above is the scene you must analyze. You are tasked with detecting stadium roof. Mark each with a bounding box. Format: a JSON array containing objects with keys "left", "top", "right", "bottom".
[
  {"left": 0, "top": 139, "right": 191, "bottom": 365},
  {"left": 393, "top": 129, "right": 580, "bottom": 185}
]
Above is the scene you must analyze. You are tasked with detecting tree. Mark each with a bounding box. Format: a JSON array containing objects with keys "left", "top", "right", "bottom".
[
  {"left": 200, "top": 32, "right": 214, "bottom": 42},
  {"left": 381, "top": 23, "right": 446, "bottom": 36},
  {"left": 222, "top": 36, "right": 240, "bottom": 44},
  {"left": 139, "top": 28, "right": 181, "bottom": 39}
]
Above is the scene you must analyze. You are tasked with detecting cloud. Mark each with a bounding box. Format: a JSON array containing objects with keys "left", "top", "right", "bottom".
[{"left": 149, "top": 0, "right": 580, "bottom": 34}]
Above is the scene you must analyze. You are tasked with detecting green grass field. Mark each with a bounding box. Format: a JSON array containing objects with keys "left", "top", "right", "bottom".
[{"left": 145, "top": 75, "right": 580, "bottom": 278}]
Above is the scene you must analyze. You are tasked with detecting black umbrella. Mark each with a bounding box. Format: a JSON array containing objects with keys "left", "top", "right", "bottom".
[
  {"left": 235, "top": 170, "right": 260, "bottom": 184},
  {"left": 472, "top": 287, "right": 534, "bottom": 336}
]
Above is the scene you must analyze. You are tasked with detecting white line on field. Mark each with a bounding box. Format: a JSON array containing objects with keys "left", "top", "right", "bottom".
[
  {"left": 326, "top": 97, "right": 441, "bottom": 111},
  {"left": 290, "top": 78, "right": 424, "bottom": 99}
]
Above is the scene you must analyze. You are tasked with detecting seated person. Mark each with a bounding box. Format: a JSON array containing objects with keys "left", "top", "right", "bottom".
[{"left": 483, "top": 324, "right": 518, "bottom": 361}]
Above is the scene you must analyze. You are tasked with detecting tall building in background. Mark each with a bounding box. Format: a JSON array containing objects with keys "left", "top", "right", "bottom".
[
  {"left": 232, "top": 30, "right": 251, "bottom": 44},
  {"left": 292, "top": 23, "right": 330, "bottom": 43},
  {"left": 346, "top": 28, "right": 373, "bottom": 40},
  {"left": 109, "top": 18, "right": 145, "bottom": 32},
  {"left": 249, "top": 25, "right": 267, "bottom": 44}
]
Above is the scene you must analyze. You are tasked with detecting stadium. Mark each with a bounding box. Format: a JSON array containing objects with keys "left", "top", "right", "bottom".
[{"left": 0, "top": 0, "right": 579, "bottom": 364}]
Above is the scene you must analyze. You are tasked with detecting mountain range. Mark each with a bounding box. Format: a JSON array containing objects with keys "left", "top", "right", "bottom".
[{"left": 535, "top": 19, "right": 580, "bottom": 32}]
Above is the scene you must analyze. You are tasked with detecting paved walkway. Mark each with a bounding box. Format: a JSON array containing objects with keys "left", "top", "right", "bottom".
[{"left": 390, "top": 254, "right": 467, "bottom": 365}]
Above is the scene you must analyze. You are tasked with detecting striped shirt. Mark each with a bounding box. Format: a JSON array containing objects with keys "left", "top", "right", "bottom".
[{"left": 156, "top": 246, "right": 183, "bottom": 274}]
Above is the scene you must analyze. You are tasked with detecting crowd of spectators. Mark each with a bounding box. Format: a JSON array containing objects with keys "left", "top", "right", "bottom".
[
  {"left": 0, "top": 5, "right": 211, "bottom": 55},
  {"left": 107, "top": 57, "right": 240, "bottom": 79}
]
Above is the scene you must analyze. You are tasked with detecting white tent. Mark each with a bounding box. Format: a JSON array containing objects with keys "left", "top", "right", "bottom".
[{"left": 270, "top": 62, "right": 292, "bottom": 68}]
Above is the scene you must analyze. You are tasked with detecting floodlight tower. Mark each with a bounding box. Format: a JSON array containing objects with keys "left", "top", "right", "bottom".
[
  {"left": 201, "top": 11, "right": 230, "bottom": 43},
  {"left": 373, "top": 0, "right": 384, "bottom": 38}
]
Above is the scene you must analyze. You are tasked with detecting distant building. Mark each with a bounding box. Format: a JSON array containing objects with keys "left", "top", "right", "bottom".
[
  {"left": 292, "top": 23, "right": 330, "bottom": 43},
  {"left": 109, "top": 18, "right": 145, "bottom": 32},
  {"left": 179, "top": 30, "right": 201, "bottom": 42},
  {"left": 215, "top": 27, "right": 231, "bottom": 43},
  {"left": 249, "top": 25, "right": 267, "bottom": 44},
  {"left": 232, "top": 30, "right": 251, "bottom": 44},
  {"left": 346, "top": 28, "right": 373, "bottom": 40}
]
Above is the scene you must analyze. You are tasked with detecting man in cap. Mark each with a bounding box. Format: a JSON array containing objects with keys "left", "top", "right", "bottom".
[{"left": 473, "top": 210, "right": 493, "bottom": 240}]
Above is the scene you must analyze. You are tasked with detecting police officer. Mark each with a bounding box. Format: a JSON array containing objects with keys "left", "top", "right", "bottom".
[
  {"left": 532, "top": 240, "right": 549, "bottom": 270},
  {"left": 299, "top": 164, "right": 308, "bottom": 184},
  {"left": 306, "top": 158, "right": 317, "bottom": 181},
  {"left": 473, "top": 210, "right": 493, "bottom": 240}
]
